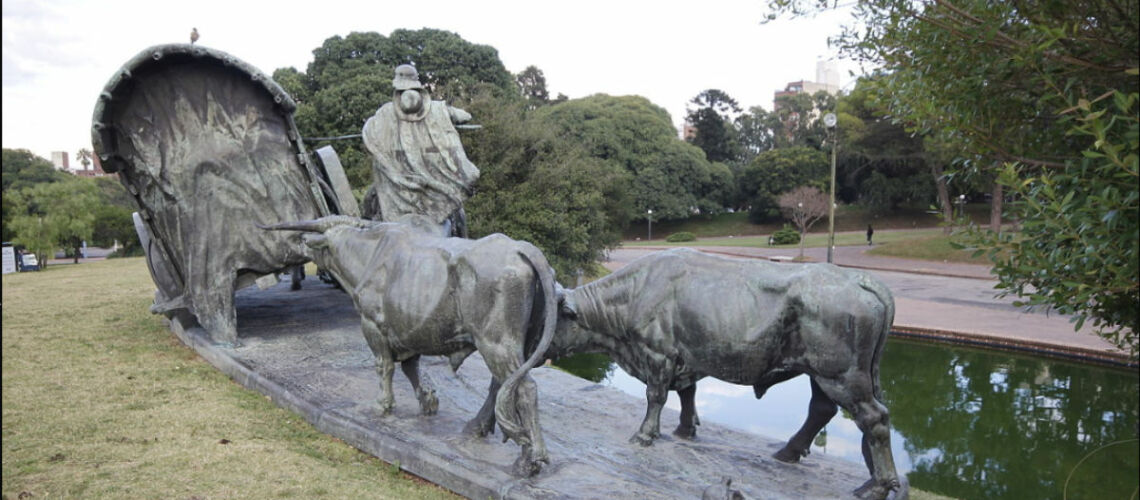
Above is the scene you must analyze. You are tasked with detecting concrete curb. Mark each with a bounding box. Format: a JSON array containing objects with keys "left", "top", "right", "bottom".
[{"left": 891, "top": 324, "right": 1136, "bottom": 369}]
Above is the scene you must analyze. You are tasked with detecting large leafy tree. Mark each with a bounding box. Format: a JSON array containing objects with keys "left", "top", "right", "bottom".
[
  {"left": 2, "top": 148, "right": 68, "bottom": 242},
  {"left": 537, "top": 94, "right": 730, "bottom": 221},
  {"left": 515, "top": 65, "right": 550, "bottom": 109},
  {"left": 9, "top": 177, "right": 101, "bottom": 265},
  {"left": 837, "top": 78, "right": 933, "bottom": 213},
  {"left": 741, "top": 146, "right": 829, "bottom": 222},
  {"left": 275, "top": 29, "right": 516, "bottom": 188},
  {"left": 767, "top": 0, "right": 1139, "bottom": 354},
  {"left": 2, "top": 148, "right": 66, "bottom": 193},
  {"left": 460, "top": 89, "right": 628, "bottom": 278},
  {"left": 685, "top": 89, "right": 743, "bottom": 163}
]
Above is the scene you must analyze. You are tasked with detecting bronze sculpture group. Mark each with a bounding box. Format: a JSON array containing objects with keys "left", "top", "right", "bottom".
[{"left": 94, "top": 44, "right": 902, "bottom": 499}]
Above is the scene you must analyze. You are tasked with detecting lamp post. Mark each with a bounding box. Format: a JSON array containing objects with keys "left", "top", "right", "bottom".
[
  {"left": 823, "top": 112, "right": 838, "bottom": 263},
  {"left": 647, "top": 209, "right": 653, "bottom": 241}
]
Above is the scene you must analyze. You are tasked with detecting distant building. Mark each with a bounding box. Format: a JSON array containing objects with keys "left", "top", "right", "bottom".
[
  {"left": 681, "top": 123, "right": 697, "bottom": 141},
  {"left": 51, "top": 151, "right": 70, "bottom": 170},
  {"left": 773, "top": 59, "right": 841, "bottom": 111},
  {"left": 71, "top": 154, "right": 112, "bottom": 178}
]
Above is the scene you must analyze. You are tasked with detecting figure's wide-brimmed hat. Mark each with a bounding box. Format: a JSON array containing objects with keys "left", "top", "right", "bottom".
[{"left": 393, "top": 64, "right": 424, "bottom": 90}]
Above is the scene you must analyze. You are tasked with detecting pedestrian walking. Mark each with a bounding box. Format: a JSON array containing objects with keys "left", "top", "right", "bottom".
[{"left": 867, "top": 224, "right": 874, "bottom": 245}]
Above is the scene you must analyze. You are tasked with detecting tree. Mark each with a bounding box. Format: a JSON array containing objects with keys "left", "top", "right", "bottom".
[
  {"left": 91, "top": 204, "right": 138, "bottom": 255},
  {"left": 766, "top": 0, "right": 1139, "bottom": 355},
  {"left": 740, "top": 146, "right": 829, "bottom": 222},
  {"left": 8, "top": 178, "right": 101, "bottom": 265},
  {"left": 515, "top": 65, "right": 550, "bottom": 109},
  {"left": 76, "top": 148, "right": 93, "bottom": 170},
  {"left": 685, "top": 89, "right": 742, "bottom": 163},
  {"left": 2, "top": 148, "right": 66, "bottom": 193},
  {"left": 778, "top": 186, "right": 830, "bottom": 258},
  {"left": 536, "top": 94, "right": 725, "bottom": 221},
  {"left": 459, "top": 90, "right": 628, "bottom": 278}
]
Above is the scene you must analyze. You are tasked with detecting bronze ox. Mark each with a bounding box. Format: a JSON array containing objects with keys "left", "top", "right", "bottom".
[
  {"left": 261, "top": 215, "right": 557, "bottom": 477},
  {"left": 548, "top": 248, "right": 901, "bottom": 499}
]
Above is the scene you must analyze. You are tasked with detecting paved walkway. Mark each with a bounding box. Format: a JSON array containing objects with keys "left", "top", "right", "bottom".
[{"left": 611, "top": 241, "right": 1134, "bottom": 367}]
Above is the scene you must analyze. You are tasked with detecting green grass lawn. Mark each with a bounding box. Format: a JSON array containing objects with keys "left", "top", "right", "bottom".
[
  {"left": 2, "top": 259, "right": 456, "bottom": 499},
  {"left": 625, "top": 205, "right": 1000, "bottom": 266}
]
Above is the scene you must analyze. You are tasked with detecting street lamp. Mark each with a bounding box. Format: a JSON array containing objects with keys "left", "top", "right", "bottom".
[
  {"left": 647, "top": 209, "right": 653, "bottom": 241},
  {"left": 823, "top": 112, "right": 838, "bottom": 264}
]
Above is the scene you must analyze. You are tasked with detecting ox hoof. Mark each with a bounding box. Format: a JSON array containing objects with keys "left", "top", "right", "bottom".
[
  {"left": 376, "top": 399, "right": 395, "bottom": 416},
  {"left": 511, "top": 454, "right": 548, "bottom": 477},
  {"left": 463, "top": 417, "right": 495, "bottom": 438},
  {"left": 672, "top": 425, "right": 697, "bottom": 440},
  {"left": 853, "top": 478, "right": 898, "bottom": 500},
  {"left": 418, "top": 390, "right": 438, "bottom": 415},
  {"left": 629, "top": 432, "right": 657, "bottom": 447},
  {"left": 772, "top": 446, "right": 806, "bottom": 463}
]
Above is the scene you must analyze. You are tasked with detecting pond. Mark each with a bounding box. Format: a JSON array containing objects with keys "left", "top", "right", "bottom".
[{"left": 554, "top": 339, "right": 1139, "bottom": 500}]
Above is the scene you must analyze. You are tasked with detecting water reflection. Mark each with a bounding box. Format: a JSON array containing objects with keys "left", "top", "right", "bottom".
[{"left": 553, "top": 339, "right": 1139, "bottom": 500}]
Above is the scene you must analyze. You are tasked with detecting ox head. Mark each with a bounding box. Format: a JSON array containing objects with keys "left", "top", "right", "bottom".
[{"left": 548, "top": 283, "right": 591, "bottom": 359}]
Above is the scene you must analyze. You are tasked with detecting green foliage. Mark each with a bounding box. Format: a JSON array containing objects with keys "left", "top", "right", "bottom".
[
  {"left": 836, "top": 77, "right": 935, "bottom": 211},
  {"left": 92, "top": 176, "right": 135, "bottom": 210},
  {"left": 281, "top": 29, "right": 517, "bottom": 190},
  {"left": 771, "top": 225, "right": 800, "bottom": 245},
  {"left": 2, "top": 148, "right": 67, "bottom": 193},
  {"left": 965, "top": 92, "right": 1139, "bottom": 355},
  {"left": 685, "top": 89, "right": 742, "bottom": 163},
  {"left": 665, "top": 232, "right": 696, "bottom": 243},
  {"left": 515, "top": 65, "right": 550, "bottom": 109},
  {"left": 741, "top": 146, "right": 829, "bottom": 222},
  {"left": 91, "top": 204, "right": 138, "bottom": 253},
  {"left": 536, "top": 94, "right": 724, "bottom": 221},
  {"left": 460, "top": 91, "right": 628, "bottom": 279},
  {"left": 766, "top": 0, "right": 1140, "bottom": 355},
  {"left": 8, "top": 177, "right": 101, "bottom": 264}
]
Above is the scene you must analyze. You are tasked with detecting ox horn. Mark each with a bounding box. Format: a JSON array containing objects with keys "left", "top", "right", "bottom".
[{"left": 257, "top": 215, "right": 370, "bottom": 233}]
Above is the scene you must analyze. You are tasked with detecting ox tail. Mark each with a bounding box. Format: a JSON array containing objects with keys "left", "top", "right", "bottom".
[
  {"left": 859, "top": 274, "right": 895, "bottom": 402},
  {"left": 493, "top": 244, "right": 558, "bottom": 446}
]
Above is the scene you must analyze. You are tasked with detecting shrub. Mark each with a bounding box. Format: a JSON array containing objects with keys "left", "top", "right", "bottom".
[
  {"left": 771, "top": 226, "right": 800, "bottom": 245},
  {"left": 665, "top": 232, "right": 696, "bottom": 243}
]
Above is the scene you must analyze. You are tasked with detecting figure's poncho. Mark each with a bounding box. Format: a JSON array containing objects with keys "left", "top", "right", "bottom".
[{"left": 362, "top": 102, "right": 480, "bottom": 224}]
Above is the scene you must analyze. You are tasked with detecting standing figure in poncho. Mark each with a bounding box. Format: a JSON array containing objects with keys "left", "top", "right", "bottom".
[{"left": 362, "top": 64, "right": 480, "bottom": 237}]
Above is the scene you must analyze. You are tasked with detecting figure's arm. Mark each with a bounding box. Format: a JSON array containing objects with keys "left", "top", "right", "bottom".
[{"left": 448, "top": 105, "right": 471, "bottom": 124}]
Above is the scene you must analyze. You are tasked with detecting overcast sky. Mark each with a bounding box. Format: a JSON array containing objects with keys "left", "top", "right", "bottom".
[{"left": 2, "top": 0, "right": 864, "bottom": 164}]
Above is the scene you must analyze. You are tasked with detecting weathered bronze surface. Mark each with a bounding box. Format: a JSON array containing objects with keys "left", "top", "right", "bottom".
[
  {"left": 91, "top": 44, "right": 353, "bottom": 345},
  {"left": 362, "top": 65, "right": 479, "bottom": 236},
  {"left": 261, "top": 215, "right": 557, "bottom": 477},
  {"left": 550, "top": 248, "right": 902, "bottom": 499}
]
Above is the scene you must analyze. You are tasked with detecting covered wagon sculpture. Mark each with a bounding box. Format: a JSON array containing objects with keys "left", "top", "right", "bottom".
[{"left": 91, "top": 44, "right": 357, "bottom": 344}]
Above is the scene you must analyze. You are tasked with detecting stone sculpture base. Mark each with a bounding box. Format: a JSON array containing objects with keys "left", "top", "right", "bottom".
[{"left": 167, "top": 278, "right": 904, "bottom": 499}]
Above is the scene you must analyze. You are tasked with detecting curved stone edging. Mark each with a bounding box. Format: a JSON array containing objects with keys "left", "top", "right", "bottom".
[{"left": 891, "top": 325, "right": 1137, "bottom": 369}]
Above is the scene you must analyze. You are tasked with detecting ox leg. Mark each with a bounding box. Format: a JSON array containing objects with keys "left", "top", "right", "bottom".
[
  {"left": 673, "top": 384, "right": 699, "bottom": 440},
  {"left": 400, "top": 355, "right": 438, "bottom": 416},
  {"left": 814, "top": 376, "right": 900, "bottom": 500},
  {"left": 632, "top": 381, "right": 668, "bottom": 446},
  {"left": 774, "top": 377, "right": 837, "bottom": 463},
  {"left": 481, "top": 348, "right": 548, "bottom": 477},
  {"left": 463, "top": 379, "right": 501, "bottom": 437},
  {"left": 511, "top": 376, "right": 547, "bottom": 477},
  {"left": 361, "top": 319, "right": 396, "bottom": 415}
]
